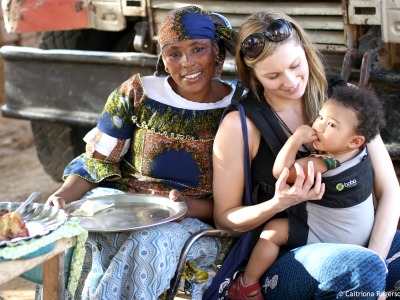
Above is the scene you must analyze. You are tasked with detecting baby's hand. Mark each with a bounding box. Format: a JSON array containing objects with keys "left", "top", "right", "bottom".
[{"left": 293, "top": 125, "right": 317, "bottom": 144}]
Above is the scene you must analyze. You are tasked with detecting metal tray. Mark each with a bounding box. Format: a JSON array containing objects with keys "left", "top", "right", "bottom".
[
  {"left": 0, "top": 202, "right": 68, "bottom": 247},
  {"left": 64, "top": 194, "right": 188, "bottom": 232}
]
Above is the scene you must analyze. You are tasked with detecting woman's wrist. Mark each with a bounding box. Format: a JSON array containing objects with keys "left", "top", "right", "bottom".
[
  {"left": 185, "top": 198, "right": 213, "bottom": 221},
  {"left": 50, "top": 184, "right": 82, "bottom": 205},
  {"left": 264, "top": 196, "right": 287, "bottom": 215}
]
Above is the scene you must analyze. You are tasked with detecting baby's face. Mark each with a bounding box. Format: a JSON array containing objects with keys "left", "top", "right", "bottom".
[{"left": 311, "top": 99, "right": 358, "bottom": 153}]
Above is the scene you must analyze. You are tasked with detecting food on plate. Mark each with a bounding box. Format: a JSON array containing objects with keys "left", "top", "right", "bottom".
[
  {"left": 70, "top": 200, "right": 115, "bottom": 217},
  {"left": 0, "top": 210, "right": 30, "bottom": 242}
]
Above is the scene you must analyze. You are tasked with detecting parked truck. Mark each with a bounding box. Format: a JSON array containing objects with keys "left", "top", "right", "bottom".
[{"left": 1, "top": 0, "right": 400, "bottom": 182}]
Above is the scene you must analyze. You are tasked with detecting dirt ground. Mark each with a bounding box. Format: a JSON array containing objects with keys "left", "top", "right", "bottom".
[{"left": 0, "top": 114, "right": 63, "bottom": 203}]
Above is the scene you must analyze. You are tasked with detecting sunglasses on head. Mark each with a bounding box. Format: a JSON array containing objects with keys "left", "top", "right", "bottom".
[{"left": 240, "top": 19, "right": 293, "bottom": 58}]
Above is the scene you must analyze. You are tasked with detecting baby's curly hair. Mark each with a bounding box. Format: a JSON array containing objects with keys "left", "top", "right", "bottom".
[{"left": 330, "top": 85, "right": 386, "bottom": 143}]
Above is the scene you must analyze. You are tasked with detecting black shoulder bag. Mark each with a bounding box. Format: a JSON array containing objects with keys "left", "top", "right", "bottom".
[{"left": 203, "top": 87, "right": 259, "bottom": 300}]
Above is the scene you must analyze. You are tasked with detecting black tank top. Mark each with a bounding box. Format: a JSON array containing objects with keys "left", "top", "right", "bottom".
[{"left": 250, "top": 137, "right": 276, "bottom": 203}]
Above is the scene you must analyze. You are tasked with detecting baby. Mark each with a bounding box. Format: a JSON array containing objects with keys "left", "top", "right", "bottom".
[{"left": 228, "top": 85, "right": 386, "bottom": 299}]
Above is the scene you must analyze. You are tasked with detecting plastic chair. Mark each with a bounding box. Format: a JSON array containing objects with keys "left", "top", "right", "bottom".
[{"left": 165, "top": 229, "right": 242, "bottom": 299}]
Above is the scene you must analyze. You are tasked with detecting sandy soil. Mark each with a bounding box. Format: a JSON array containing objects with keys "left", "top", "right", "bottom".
[{"left": 0, "top": 114, "right": 63, "bottom": 203}]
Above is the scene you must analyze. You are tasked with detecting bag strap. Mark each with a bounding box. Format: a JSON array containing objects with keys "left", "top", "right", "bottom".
[
  {"left": 232, "top": 81, "right": 245, "bottom": 105},
  {"left": 220, "top": 80, "right": 245, "bottom": 123},
  {"left": 218, "top": 80, "right": 251, "bottom": 206},
  {"left": 238, "top": 103, "right": 252, "bottom": 206},
  {"left": 221, "top": 83, "right": 285, "bottom": 205}
]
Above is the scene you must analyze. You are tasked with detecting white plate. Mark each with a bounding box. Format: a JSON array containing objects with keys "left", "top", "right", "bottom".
[
  {"left": 65, "top": 194, "right": 188, "bottom": 232},
  {"left": 0, "top": 202, "right": 68, "bottom": 247}
]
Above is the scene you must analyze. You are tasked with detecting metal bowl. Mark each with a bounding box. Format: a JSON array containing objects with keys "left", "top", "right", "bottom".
[{"left": 0, "top": 202, "right": 68, "bottom": 246}]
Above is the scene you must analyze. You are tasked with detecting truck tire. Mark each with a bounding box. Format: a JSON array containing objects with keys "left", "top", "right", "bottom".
[
  {"left": 32, "top": 27, "right": 135, "bottom": 182},
  {"left": 31, "top": 121, "right": 89, "bottom": 182}
]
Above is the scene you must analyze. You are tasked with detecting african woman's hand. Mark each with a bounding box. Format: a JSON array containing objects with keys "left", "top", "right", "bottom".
[
  {"left": 169, "top": 189, "right": 187, "bottom": 221},
  {"left": 46, "top": 194, "right": 66, "bottom": 209}
]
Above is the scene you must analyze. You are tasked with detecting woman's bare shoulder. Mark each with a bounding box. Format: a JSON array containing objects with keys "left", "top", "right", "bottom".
[
  {"left": 218, "top": 109, "right": 260, "bottom": 157},
  {"left": 220, "top": 110, "right": 241, "bottom": 126}
]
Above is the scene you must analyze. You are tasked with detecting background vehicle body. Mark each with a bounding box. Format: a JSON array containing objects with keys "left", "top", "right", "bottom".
[{"left": 1, "top": 0, "right": 400, "bottom": 181}]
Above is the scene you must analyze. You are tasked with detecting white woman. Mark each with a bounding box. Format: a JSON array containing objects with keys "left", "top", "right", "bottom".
[{"left": 213, "top": 10, "right": 399, "bottom": 300}]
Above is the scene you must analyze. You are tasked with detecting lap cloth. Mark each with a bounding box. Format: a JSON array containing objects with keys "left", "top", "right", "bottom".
[{"left": 67, "top": 188, "right": 220, "bottom": 300}]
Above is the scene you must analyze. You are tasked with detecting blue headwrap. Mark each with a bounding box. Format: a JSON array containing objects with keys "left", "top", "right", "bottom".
[
  {"left": 179, "top": 12, "right": 215, "bottom": 40},
  {"left": 158, "top": 7, "right": 216, "bottom": 48}
]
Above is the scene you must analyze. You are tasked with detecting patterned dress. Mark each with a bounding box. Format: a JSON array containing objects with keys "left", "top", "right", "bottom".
[{"left": 64, "top": 74, "right": 236, "bottom": 299}]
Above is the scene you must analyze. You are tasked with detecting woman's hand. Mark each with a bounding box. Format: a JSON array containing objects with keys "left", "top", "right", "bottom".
[
  {"left": 46, "top": 194, "right": 66, "bottom": 209},
  {"left": 169, "top": 189, "right": 187, "bottom": 221},
  {"left": 274, "top": 161, "right": 325, "bottom": 210},
  {"left": 45, "top": 175, "right": 97, "bottom": 209},
  {"left": 169, "top": 189, "right": 183, "bottom": 202}
]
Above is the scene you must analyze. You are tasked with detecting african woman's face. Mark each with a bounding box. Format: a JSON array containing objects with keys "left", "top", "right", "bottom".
[
  {"left": 253, "top": 42, "right": 309, "bottom": 104},
  {"left": 162, "top": 39, "right": 218, "bottom": 101}
]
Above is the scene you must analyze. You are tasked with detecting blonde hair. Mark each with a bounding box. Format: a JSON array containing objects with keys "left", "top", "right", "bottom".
[{"left": 235, "top": 11, "right": 327, "bottom": 123}]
